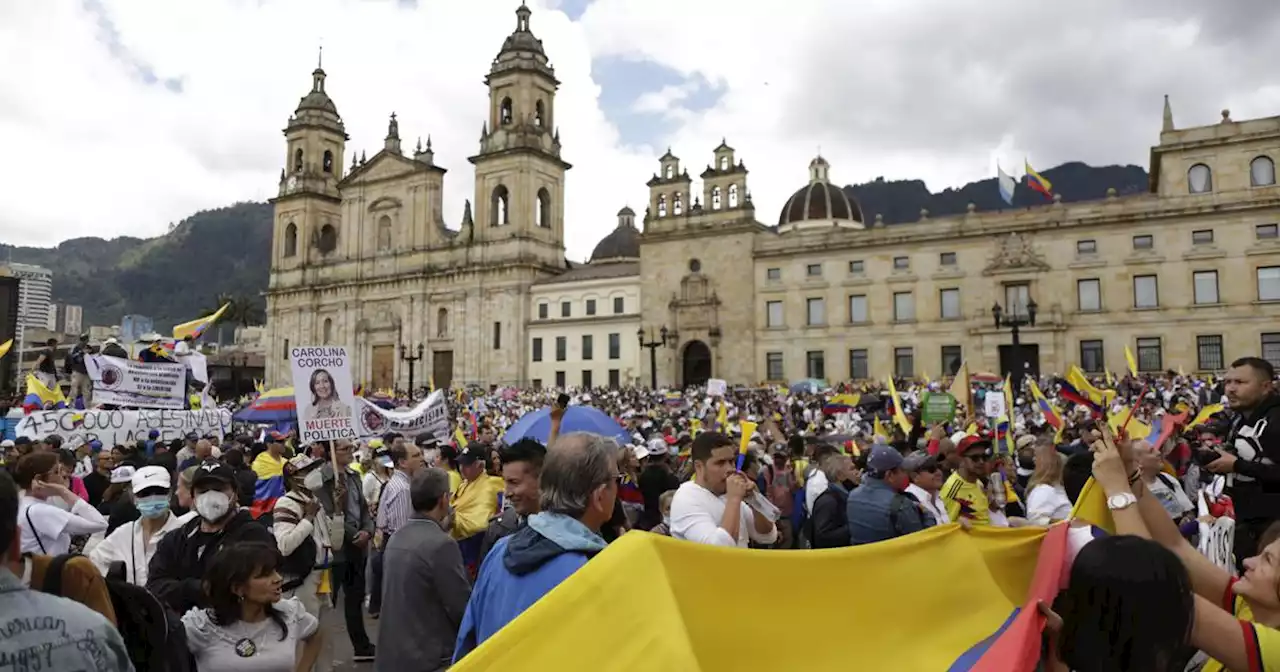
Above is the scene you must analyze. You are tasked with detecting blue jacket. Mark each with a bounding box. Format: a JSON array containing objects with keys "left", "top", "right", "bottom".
[
  {"left": 846, "top": 477, "right": 931, "bottom": 545},
  {"left": 453, "top": 512, "right": 606, "bottom": 663}
]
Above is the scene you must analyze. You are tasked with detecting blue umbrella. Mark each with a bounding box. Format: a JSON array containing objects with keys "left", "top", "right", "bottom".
[{"left": 502, "top": 406, "right": 630, "bottom": 445}]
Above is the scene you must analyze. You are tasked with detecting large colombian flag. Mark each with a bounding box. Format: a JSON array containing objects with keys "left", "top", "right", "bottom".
[
  {"left": 250, "top": 451, "right": 286, "bottom": 520},
  {"left": 451, "top": 524, "right": 1071, "bottom": 671}
]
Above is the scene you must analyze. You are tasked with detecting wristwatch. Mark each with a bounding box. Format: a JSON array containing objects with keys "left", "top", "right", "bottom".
[{"left": 1107, "top": 492, "right": 1138, "bottom": 511}]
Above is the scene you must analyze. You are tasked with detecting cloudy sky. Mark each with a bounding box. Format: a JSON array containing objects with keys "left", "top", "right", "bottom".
[{"left": 3, "top": 0, "right": 1279, "bottom": 260}]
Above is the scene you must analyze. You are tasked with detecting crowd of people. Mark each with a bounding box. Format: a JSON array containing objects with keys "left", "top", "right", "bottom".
[{"left": 1, "top": 354, "right": 1278, "bottom": 670}]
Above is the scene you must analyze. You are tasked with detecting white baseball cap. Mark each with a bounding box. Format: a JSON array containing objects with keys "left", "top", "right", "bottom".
[
  {"left": 131, "top": 466, "right": 171, "bottom": 493},
  {"left": 110, "top": 466, "right": 137, "bottom": 484}
]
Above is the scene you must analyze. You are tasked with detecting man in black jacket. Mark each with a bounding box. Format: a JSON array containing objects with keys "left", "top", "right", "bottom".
[
  {"left": 146, "top": 460, "right": 273, "bottom": 613},
  {"left": 1206, "top": 356, "right": 1280, "bottom": 569},
  {"left": 479, "top": 438, "right": 546, "bottom": 563}
]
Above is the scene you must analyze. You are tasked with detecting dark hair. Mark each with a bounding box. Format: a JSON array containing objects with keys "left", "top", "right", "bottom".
[
  {"left": 44, "top": 435, "right": 62, "bottom": 450},
  {"left": 223, "top": 448, "right": 246, "bottom": 469},
  {"left": 56, "top": 449, "right": 77, "bottom": 469},
  {"left": 409, "top": 468, "right": 452, "bottom": 512},
  {"left": 810, "top": 443, "right": 838, "bottom": 463},
  {"left": 1063, "top": 451, "right": 1095, "bottom": 503},
  {"left": 1230, "top": 356, "right": 1277, "bottom": 381},
  {"left": 1056, "top": 535, "right": 1193, "bottom": 671},
  {"left": 14, "top": 452, "right": 58, "bottom": 490},
  {"left": 0, "top": 471, "right": 17, "bottom": 557},
  {"left": 499, "top": 439, "right": 547, "bottom": 473},
  {"left": 388, "top": 443, "right": 416, "bottom": 470},
  {"left": 203, "top": 542, "right": 288, "bottom": 640},
  {"left": 690, "top": 432, "right": 734, "bottom": 463}
]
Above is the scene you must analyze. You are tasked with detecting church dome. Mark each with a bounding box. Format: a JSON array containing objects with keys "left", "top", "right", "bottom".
[
  {"left": 777, "top": 156, "right": 864, "bottom": 231},
  {"left": 590, "top": 208, "right": 640, "bottom": 262},
  {"left": 296, "top": 68, "right": 339, "bottom": 116}
]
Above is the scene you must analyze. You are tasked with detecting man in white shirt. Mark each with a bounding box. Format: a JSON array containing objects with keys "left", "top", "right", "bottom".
[{"left": 671, "top": 432, "right": 777, "bottom": 548}]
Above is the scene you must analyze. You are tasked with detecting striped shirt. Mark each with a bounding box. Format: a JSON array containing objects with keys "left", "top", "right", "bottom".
[{"left": 376, "top": 470, "right": 412, "bottom": 536}]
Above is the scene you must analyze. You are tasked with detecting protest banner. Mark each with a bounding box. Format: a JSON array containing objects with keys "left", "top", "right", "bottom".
[
  {"left": 353, "top": 390, "right": 448, "bottom": 441},
  {"left": 15, "top": 408, "right": 232, "bottom": 448},
  {"left": 87, "top": 355, "right": 187, "bottom": 409},
  {"left": 290, "top": 346, "right": 358, "bottom": 444},
  {"left": 921, "top": 392, "right": 957, "bottom": 424}
]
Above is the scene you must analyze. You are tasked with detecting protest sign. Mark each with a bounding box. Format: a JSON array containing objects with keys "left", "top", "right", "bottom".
[
  {"left": 353, "top": 390, "right": 448, "bottom": 441},
  {"left": 290, "top": 346, "right": 358, "bottom": 444},
  {"left": 921, "top": 392, "right": 957, "bottom": 424},
  {"left": 15, "top": 408, "right": 232, "bottom": 449},
  {"left": 87, "top": 355, "right": 187, "bottom": 409},
  {"left": 984, "top": 392, "right": 1006, "bottom": 419}
]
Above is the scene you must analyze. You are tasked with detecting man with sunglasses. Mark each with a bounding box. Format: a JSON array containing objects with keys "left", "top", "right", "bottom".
[{"left": 941, "top": 434, "right": 994, "bottom": 526}]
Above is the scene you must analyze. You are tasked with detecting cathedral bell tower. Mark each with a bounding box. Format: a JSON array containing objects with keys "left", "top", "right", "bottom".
[{"left": 469, "top": 2, "right": 569, "bottom": 267}]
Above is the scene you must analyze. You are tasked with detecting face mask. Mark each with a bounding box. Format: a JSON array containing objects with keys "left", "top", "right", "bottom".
[
  {"left": 194, "top": 490, "right": 232, "bottom": 522},
  {"left": 136, "top": 495, "right": 170, "bottom": 519},
  {"left": 303, "top": 469, "right": 325, "bottom": 493},
  {"left": 662, "top": 514, "right": 671, "bottom": 527}
]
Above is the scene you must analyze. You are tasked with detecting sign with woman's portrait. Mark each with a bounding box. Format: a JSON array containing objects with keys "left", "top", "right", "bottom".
[{"left": 290, "top": 346, "right": 358, "bottom": 444}]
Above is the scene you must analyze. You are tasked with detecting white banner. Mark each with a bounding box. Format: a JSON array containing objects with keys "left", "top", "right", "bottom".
[
  {"left": 87, "top": 355, "right": 187, "bottom": 409},
  {"left": 354, "top": 390, "right": 448, "bottom": 441},
  {"left": 16, "top": 408, "right": 232, "bottom": 449},
  {"left": 290, "top": 346, "right": 358, "bottom": 444}
]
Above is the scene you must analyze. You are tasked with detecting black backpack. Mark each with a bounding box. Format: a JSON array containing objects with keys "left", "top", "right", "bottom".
[{"left": 44, "top": 554, "right": 194, "bottom": 672}]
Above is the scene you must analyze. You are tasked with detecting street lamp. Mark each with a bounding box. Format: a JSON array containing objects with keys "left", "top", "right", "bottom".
[
  {"left": 637, "top": 326, "right": 669, "bottom": 389},
  {"left": 399, "top": 342, "right": 424, "bottom": 400},
  {"left": 991, "top": 297, "right": 1038, "bottom": 397}
]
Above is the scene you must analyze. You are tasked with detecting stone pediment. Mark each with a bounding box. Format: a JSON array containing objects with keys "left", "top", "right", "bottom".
[
  {"left": 340, "top": 151, "right": 421, "bottom": 187},
  {"left": 983, "top": 231, "right": 1050, "bottom": 275}
]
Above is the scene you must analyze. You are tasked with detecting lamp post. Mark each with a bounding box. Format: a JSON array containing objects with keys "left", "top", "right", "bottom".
[
  {"left": 991, "top": 297, "right": 1038, "bottom": 397},
  {"left": 399, "top": 342, "right": 424, "bottom": 401},
  {"left": 637, "top": 326, "right": 669, "bottom": 390}
]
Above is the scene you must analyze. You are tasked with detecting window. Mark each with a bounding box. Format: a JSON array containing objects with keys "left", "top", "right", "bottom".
[
  {"left": 1132, "top": 234, "right": 1153, "bottom": 251},
  {"left": 582, "top": 335, "right": 593, "bottom": 360},
  {"left": 284, "top": 223, "right": 298, "bottom": 257},
  {"left": 766, "top": 352, "right": 784, "bottom": 381},
  {"left": 1197, "top": 335, "right": 1224, "bottom": 371},
  {"left": 437, "top": 308, "right": 449, "bottom": 337},
  {"left": 806, "top": 263, "right": 822, "bottom": 277},
  {"left": 532, "top": 338, "right": 543, "bottom": 362},
  {"left": 1259, "top": 267, "right": 1280, "bottom": 301},
  {"left": 1005, "top": 283, "right": 1030, "bottom": 318},
  {"left": 657, "top": 194, "right": 667, "bottom": 218},
  {"left": 1193, "top": 271, "right": 1220, "bottom": 305},
  {"left": 941, "top": 345, "right": 962, "bottom": 376},
  {"left": 317, "top": 224, "right": 337, "bottom": 254},
  {"left": 711, "top": 186, "right": 722, "bottom": 210},
  {"left": 538, "top": 303, "right": 548, "bottom": 319},
  {"left": 806, "top": 351, "right": 825, "bottom": 379},
  {"left": 1136, "top": 337, "right": 1162, "bottom": 372},
  {"left": 555, "top": 371, "right": 565, "bottom": 388},
  {"left": 848, "top": 295, "right": 868, "bottom": 323},
  {"left": 1188, "top": 164, "right": 1213, "bottom": 194},
  {"left": 532, "top": 379, "right": 542, "bottom": 389},
  {"left": 767, "top": 301, "right": 784, "bottom": 328},
  {"left": 1133, "top": 275, "right": 1159, "bottom": 309},
  {"left": 1076, "top": 239, "right": 1097, "bottom": 255},
  {"left": 493, "top": 321, "right": 501, "bottom": 350},
  {"left": 894, "top": 347, "right": 914, "bottom": 378},
  {"left": 585, "top": 299, "right": 596, "bottom": 316},
  {"left": 806, "top": 298, "right": 825, "bottom": 326},
  {"left": 612, "top": 296, "right": 624, "bottom": 314},
  {"left": 608, "top": 369, "right": 620, "bottom": 389},
  {"left": 689, "top": 259, "right": 702, "bottom": 273},
  {"left": 500, "top": 97, "right": 513, "bottom": 125},
  {"left": 1192, "top": 229, "right": 1214, "bottom": 245},
  {"left": 491, "top": 185, "right": 510, "bottom": 226},
  {"left": 608, "top": 333, "right": 620, "bottom": 359},
  {"left": 728, "top": 184, "right": 740, "bottom": 208},
  {"left": 534, "top": 100, "right": 545, "bottom": 127},
  {"left": 561, "top": 301, "right": 571, "bottom": 318},
  {"left": 536, "top": 188, "right": 551, "bottom": 228},
  {"left": 323, "top": 150, "right": 333, "bottom": 173},
  {"left": 673, "top": 193, "right": 683, "bottom": 215},
  {"left": 1252, "top": 156, "right": 1276, "bottom": 187},
  {"left": 555, "top": 336, "right": 566, "bottom": 361},
  {"left": 1077, "top": 279, "right": 1101, "bottom": 312},
  {"left": 893, "top": 256, "right": 910, "bottom": 271},
  {"left": 766, "top": 267, "right": 781, "bottom": 281},
  {"left": 893, "top": 292, "right": 915, "bottom": 322},
  {"left": 939, "top": 288, "right": 961, "bottom": 320},
  {"left": 1263, "top": 333, "right": 1280, "bottom": 369},
  {"left": 283, "top": 338, "right": 290, "bottom": 361},
  {"left": 322, "top": 318, "right": 332, "bottom": 344},
  {"left": 293, "top": 148, "right": 303, "bottom": 172},
  {"left": 1080, "top": 340, "right": 1104, "bottom": 373},
  {"left": 849, "top": 260, "right": 864, "bottom": 274},
  {"left": 1258, "top": 224, "right": 1279, "bottom": 240},
  {"left": 849, "top": 349, "right": 869, "bottom": 380},
  {"left": 582, "top": 370, "right": 593, "bottom": 388},
  {"left": 939, "top": 252, "right": 957, "bottom": 266}
]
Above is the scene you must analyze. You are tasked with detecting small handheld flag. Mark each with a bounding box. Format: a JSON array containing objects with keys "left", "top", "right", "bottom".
[{"left": 736, "top": 421, "right": 758, "bottom": 471}]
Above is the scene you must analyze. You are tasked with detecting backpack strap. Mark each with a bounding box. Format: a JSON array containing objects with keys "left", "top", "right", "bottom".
[
  {"left": 25, "top": 507, "right": 47, "bottom": 555},
  {"left": 42, "top": 554, "right": 75, "bottom": 597}
]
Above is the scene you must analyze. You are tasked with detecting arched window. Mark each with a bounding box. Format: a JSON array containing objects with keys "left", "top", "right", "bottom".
[
  {"left": 728, "top": 184, "right": 740, "bottom": 208},
  {"left": 657, "top": 194, "right": 667, "bottom": 218},
  {"left": 500, "top": 97, "right": 513, "bottom": 125},
  {"left": 322, "top": 318, "right": 332, "bottom": 344},
  {"left": 711, "top": 186, "right": 722, "bottom": 210},
  {"left": 719, "top": 156, "right": 729, "bottom": 171},
  {"left": 318, "top": 224, "right": 338, "bottom": 254},
  {"left": 536, "top": 188, "right": 551, "bottom": 228},
  {"left": 284, "top": 222, "right": 298, "bottom": 257},
  {"left": 1251, "top": 156, "right": 1276, "bottom": 187},
  {"left": 664, "top": 165, "right": 674, "bottom": 179},
  {"left": 322, "top": 150, "right": 333, "bottom": 174},
  {"left": 437, "top": 307, "right": 449, "bottom": 338},
  {"left": 673, "top": 193, "right": 683, "bottom": 215},
  {"left": 376, "top": 215, "right": 392, "bottom": 252},
  {"left": 491, "top": 185, "right": 510, "bottom": 226},
  {"left": 293, "top": 148, "right": 303, "bottom": 172},
  {"left": 535, "top": 100, "right": 545, "bottom": 128},
  {"left": 1188, "top": 163, "right": 1213, "bottom": 194}
]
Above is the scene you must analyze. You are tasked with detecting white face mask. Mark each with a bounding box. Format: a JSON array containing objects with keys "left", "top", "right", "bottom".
[
  {"left": 303, "top": 469, "right": 325, "bottom": 493},
  {"left": 194, "top": 490, "right": 232, "bottom": 522}
]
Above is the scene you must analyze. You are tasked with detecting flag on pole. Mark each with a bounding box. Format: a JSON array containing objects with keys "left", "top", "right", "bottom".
[
  {"left": 997, "top": 163, "right": 1016, "bottom": 205},
  {"left": 886, "top": 377, "right": 913, "bottom": 435},
  {"left": 173, "top": 303, "right": 230, "bottom": 341},
  {"left": 1024, "top": 160, "right": 1053, "bottom": 200},
  {"left": 1124, "top": 346, "right": 1139, "bottom": 378},
  {"left": 0, "top": 339, "right": 11, "bottom": 360}
]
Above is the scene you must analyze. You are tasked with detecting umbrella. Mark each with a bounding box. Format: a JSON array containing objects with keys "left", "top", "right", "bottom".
[
  {"left": 972, "top": 372, "right": 1002, "bottom": 384},
  {"left": 856, "top": 393, "right": 882, "bottom": 408},
  {"left": 233, "top": 386, "right": 296, "bottom": 424},
  {"left": 790, "top": 379, "right": 827, "bottom": 394},
  {"left": 502, "top": 406, "right": 629, "bottom": 445}
]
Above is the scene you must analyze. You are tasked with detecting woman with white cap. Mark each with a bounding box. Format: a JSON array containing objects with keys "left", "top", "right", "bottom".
[{"left": 89, "top": 465, "right": 196, "bottom": 586}]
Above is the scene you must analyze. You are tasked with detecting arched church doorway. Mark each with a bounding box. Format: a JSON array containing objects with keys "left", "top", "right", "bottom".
[{"left": 682, "top": 340, "right": 712, "bottom": 388}]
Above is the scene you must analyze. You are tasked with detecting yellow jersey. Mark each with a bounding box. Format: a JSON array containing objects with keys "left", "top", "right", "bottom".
[
  {"left": 1203, "top": 578, "right": 1280, "bottom": 672},
  {"left": 941, "top": 472, "right": 990, "bottom": 526}
]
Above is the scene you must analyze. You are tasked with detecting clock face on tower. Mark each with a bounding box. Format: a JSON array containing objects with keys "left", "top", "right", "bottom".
[{"left": 286, "top": 175, "right": 298, "bottom": 193}]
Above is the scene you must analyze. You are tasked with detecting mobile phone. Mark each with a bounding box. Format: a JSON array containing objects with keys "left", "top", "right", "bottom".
[{"left": 556, "top": 393, "right": 570, "bottom": 409}]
